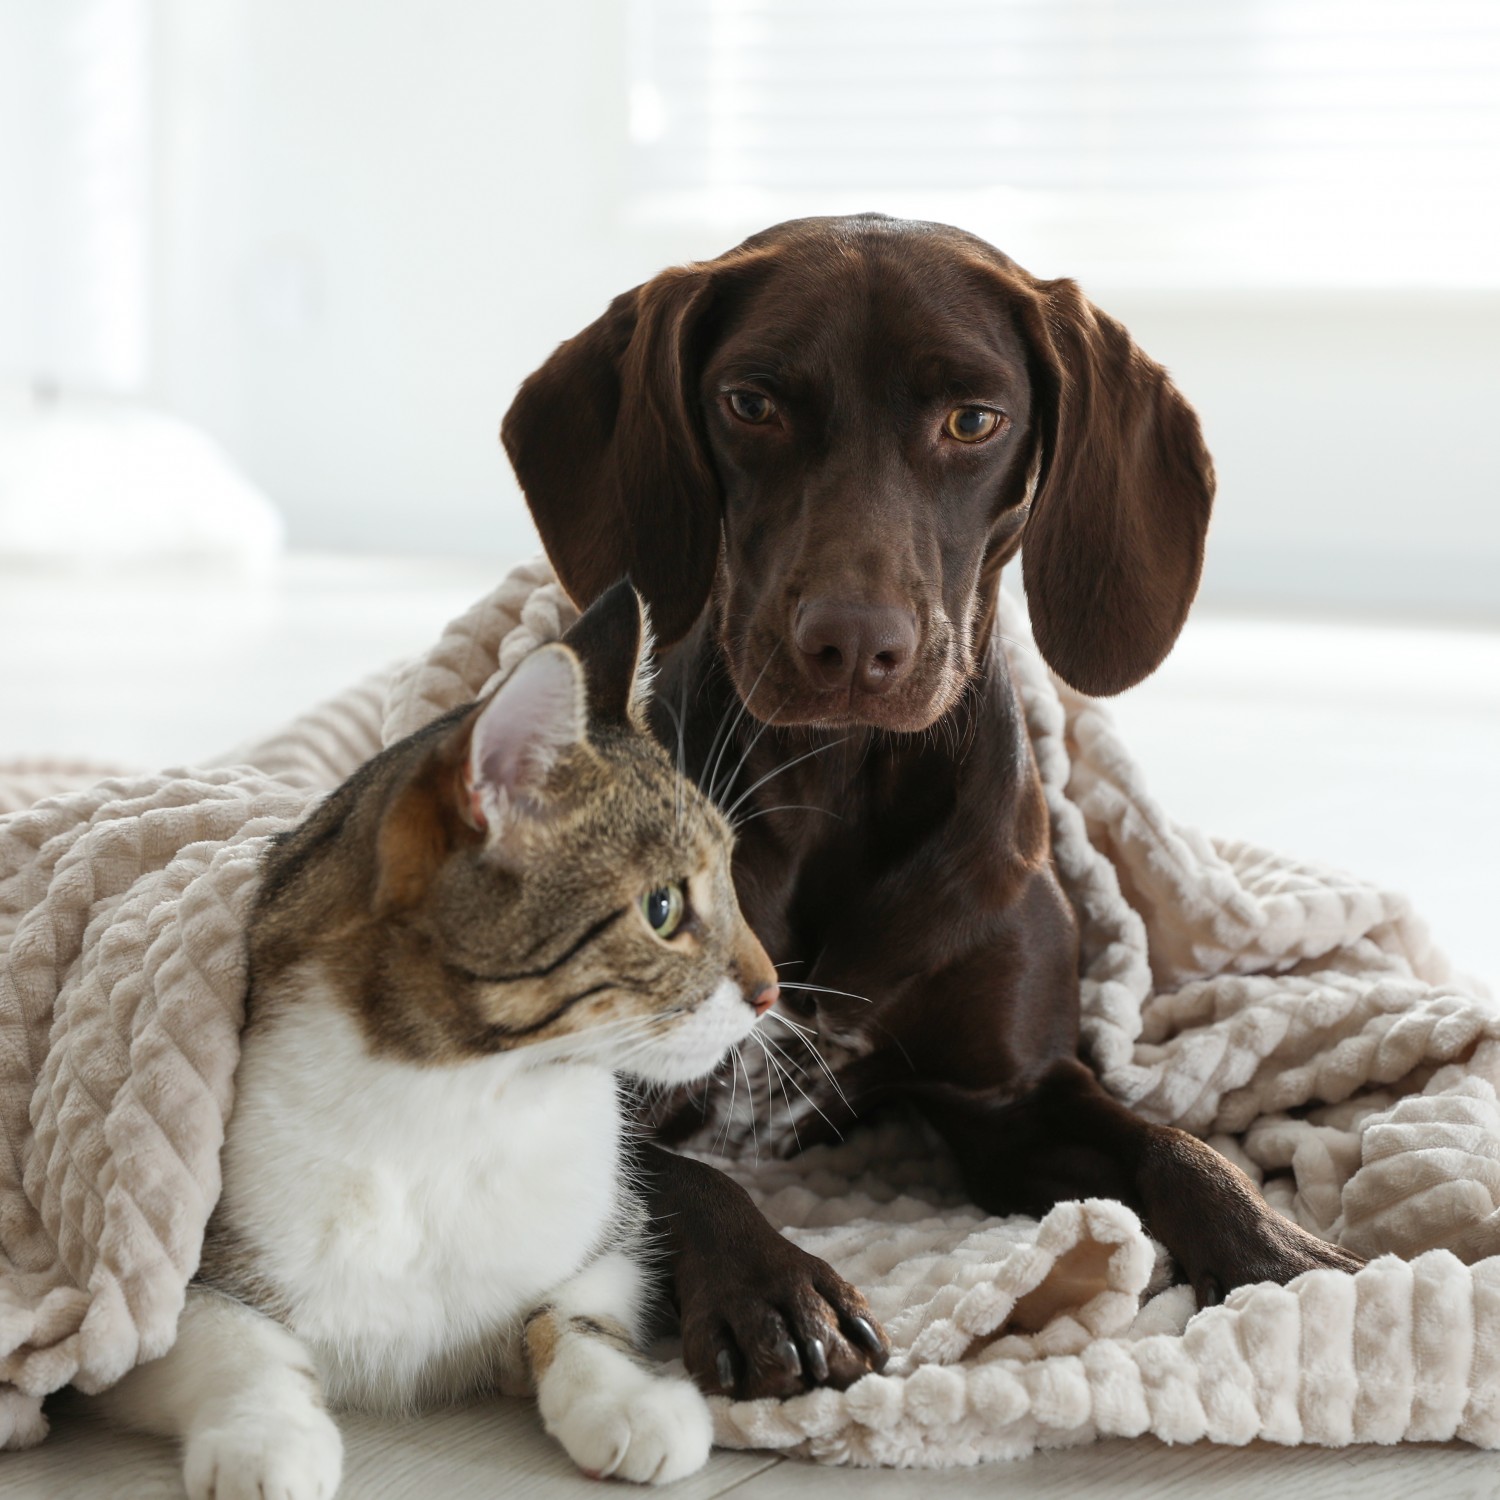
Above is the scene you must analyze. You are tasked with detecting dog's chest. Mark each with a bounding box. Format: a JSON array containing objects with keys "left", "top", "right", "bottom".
[{"left": 217, "top": 987, "right": 623, "bottom": 1405}]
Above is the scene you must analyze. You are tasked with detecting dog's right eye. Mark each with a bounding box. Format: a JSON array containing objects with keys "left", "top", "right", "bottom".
[
  {"left": 944, "top": 407, "right": 1003, "bottom": 443},
  {"left": 727, "top": 391, "right": 776, "bottom": 425}
]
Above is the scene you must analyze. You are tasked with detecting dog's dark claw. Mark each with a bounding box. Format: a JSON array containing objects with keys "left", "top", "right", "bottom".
[
  {"left": 660, "top": 1147, "right": 889, "bottom": 1400},
  {"left": 1181, "top": 1216, "right": 1365, "bottom": 1311},
  {"left": 847, "top": 1316, "right": 886, "bottom": 1362}
]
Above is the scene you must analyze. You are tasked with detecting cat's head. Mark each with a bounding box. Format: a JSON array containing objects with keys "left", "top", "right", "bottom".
[{"left": 259, "top": 579, "right": 777, "bottom": 1085}]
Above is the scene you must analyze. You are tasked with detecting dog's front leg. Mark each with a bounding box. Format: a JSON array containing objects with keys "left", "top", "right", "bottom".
[
  {"left": 927, "top": 1056, "right": 1365, "bottom": 1304},
  {"left": 637, "top": 1144, "right": 890, "bottom": 1399}
]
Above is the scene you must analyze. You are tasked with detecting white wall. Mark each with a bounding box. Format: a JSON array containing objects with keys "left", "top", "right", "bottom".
[
  {"left": 153, "top": 0, "right": 640, "bottom": 564},
  {"left": 1109, "top": 291, "right": 1500, "bottom": 618},
  {"left": 148, "top": 1, "right": 1500, "bottom": 618}
]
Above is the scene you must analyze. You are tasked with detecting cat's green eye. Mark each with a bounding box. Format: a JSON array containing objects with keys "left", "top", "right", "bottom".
[{"left": 642, "top": 883, "right": 686, "bottom": 940}]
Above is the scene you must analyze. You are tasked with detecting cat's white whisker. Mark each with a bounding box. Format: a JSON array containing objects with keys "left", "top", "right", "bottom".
[
  {"left": 758, "top": 1030, "right": 844, "bottom": 1140},
  {"left": 527, "top": 1012, "right": 662, "bottom": 1070},
  {"left": 755, "top": 1033, "right": 777, "bottom": 1142},
  {"left": 603, "top": 1031, "right": 668, "bottom": 1075},
  {"left": 731, "top": 1044, "right": 760, "bottom": 1165},
  {"left": 711, "top": 1036, "right": 743, "bottom": 1157},
  {"left": 710, "top": 1099, "right": 732, "bottom": 1157},
  {"left": 765, "top": 1015, "right": 852, "bottom": 1111},
  {"left": 751, "top": 1031, "right": 803, "bottom": 1153},
  {"left": 776, "top": 980, "right": 873, "bottom": 1006},
  {"left": 772, "top": 1011, "right": 822, "bottom": 1038}
]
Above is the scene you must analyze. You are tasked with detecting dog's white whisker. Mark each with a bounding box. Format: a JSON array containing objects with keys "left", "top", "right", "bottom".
[
  {"left": 707, "top": 648, "right": 778, "bottom": 804},
  {"left": 721, "top": 737, "right": 851, "bottom": 825},
  {"left": 731, "top": 802, "right": 841, "bottom": 830},
  {"left": 716, "top": 680, "right": 793, "bottom": 806}
]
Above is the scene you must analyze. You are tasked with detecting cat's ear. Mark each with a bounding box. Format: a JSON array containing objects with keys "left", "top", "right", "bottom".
[
  {"left": 463, "top": 643, "right": 589, "bottom": 835},
  {"left": 374, "top": 650, "right": 586, "bottom": 911},
  {"left": 559, "top": 577, "right": 655, "bottom": 730}
]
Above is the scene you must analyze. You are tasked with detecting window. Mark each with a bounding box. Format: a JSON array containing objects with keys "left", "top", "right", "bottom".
[
  {"left": 0, "top": 0, "right": 151, "bottom": 392},
  {"left": 627, "top": 0, "right": 1500, "bottom": 287}
]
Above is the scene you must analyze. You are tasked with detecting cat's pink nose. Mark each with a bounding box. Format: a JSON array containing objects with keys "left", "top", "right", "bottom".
[{"left": 749, "top": 982, "right": 779, "bottom": 1016}]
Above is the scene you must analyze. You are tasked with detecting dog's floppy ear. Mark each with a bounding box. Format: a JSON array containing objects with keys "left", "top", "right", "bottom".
[
  {"left": 1011, "top": 276, "right": 1215, "bottom": 697},
  {"left": 502, "top": 266, "right": 728, "bottom": 647}
]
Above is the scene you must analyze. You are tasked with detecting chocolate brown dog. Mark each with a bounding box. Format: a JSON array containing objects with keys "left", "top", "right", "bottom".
[{"left": 502, "top": 213, "right": 1361, "bottom": 1401}]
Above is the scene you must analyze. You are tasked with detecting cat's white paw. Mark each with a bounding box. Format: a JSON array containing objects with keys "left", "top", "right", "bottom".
[
  {"left": 547, "top": 1373, "right": 712, "bottom": 1484},
  {"left": 183, "top": 1405, "right": 343, "bottom": 1500}
]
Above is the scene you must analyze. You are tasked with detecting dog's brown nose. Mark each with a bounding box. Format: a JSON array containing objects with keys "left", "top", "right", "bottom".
[{"left": 795, "top": 600, "right": 918, "bottom": 696}]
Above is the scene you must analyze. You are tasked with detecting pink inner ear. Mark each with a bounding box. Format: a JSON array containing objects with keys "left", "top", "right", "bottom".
[
  {"left": 466, "top": 645, "right": 586, "bottom": 830},
  {"left": 466, "top": 777, "right": 489, "bottom": 832}
]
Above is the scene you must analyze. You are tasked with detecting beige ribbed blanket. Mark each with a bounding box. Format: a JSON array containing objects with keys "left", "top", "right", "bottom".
[{"left": 2, "top": 557, "right": 1498, "bottom": 1465}]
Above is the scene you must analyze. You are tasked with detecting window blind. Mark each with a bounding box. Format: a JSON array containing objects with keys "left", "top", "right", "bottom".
[{"left": 627, "top": 0, "right": 1500, "bottom": 286}]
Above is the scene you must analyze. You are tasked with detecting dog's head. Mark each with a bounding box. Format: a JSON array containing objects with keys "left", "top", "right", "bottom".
[{"left": 502, "top": 214, "right": 1214, "bottom": 730}]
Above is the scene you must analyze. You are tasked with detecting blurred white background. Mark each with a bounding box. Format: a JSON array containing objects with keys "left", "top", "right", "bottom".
[
  {"left": 0, "top": 0, "right": 1497, "bottom": 981},
  {"left": 2, "top": 0, "right": 1498, "bottom": 611}
]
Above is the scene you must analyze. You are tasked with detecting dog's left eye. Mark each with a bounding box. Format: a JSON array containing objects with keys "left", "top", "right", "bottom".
[
  {"left": 727, "top": 391, "right": 776, "bottom": 425},
  {"left": 944, "top": 407, "right": 1002, "bottom": 443}
]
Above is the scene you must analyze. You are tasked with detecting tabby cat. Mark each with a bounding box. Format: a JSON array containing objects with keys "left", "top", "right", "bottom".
[{"left": 97, "top": 580, "right": 778, "bottom": 1495}]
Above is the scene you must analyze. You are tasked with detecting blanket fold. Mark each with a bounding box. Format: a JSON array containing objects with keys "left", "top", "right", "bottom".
[{"left": 1, "top": 557, "right": 1496, "bottom": 1464}]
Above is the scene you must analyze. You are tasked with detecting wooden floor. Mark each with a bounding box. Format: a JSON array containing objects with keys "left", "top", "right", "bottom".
[
  {"left": 5, "top": 1389, "right": 1496, "bottom": 1500},
  {"left": 3, "top": 554, "right": 1498, "bottom": 1497}
]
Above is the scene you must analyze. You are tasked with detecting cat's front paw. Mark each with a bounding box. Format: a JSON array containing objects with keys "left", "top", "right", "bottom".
[
  {"left": 183, "top": 1405, "right": 343, "bottom": 1500},
  {"left": 546, "top": 1371, "right": 712, "bottom": 1485}
]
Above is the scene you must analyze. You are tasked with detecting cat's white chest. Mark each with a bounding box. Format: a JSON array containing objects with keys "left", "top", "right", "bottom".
[{"left": 218, "top": 982, "right": 625, "bottom": 1408}]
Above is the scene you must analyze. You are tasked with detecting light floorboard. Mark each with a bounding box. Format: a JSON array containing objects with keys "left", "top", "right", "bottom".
[
  {"left": 730, "top": 1436, "right": 1500, "bottom": 1500},
  {"left": 10, "top": 1393, "right": 1498, "bottom": 1500},
  {"left": 1, "top": 1390, "right": 784, "bottom": 1500}
]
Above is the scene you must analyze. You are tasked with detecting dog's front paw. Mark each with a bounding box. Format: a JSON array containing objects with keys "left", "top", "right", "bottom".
[
  {"left": 545, "top": 1369, "right": 712, "bottom": 1484},
  {"left": 1137, "top": 1124, "right": 1366, "bottom": 1308},
  {"left": 1186, "top": 1216, "right": 1365, "bottom": 1306},
  {"left": 680, "top": 1234, "right": 889, "bottom": 1401},
  {"left": 183, "top": 1405, "right": 343, "bottom": 1500}
]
